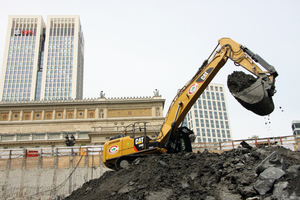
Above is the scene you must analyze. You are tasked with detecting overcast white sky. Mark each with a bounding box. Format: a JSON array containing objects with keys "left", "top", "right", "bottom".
[{"left": 0, "top": 0, "right": 299, "bottom": 140}]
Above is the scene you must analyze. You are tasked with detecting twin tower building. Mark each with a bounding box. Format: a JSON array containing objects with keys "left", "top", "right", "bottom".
[{"left": 0, "top": 15, "right": 84, "bottom": 102}]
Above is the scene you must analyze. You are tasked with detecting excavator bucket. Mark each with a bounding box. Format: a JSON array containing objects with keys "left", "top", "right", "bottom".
[{"left": 228, "top": 72, "right": 275, "bottom": 116}]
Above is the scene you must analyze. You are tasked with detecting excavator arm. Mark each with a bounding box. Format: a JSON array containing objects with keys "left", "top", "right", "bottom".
[{"left": 158, "top": 38, "right": 278, "bottom": 151}]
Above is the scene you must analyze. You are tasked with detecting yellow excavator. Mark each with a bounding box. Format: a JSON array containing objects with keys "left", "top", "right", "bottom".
[{"left": 102, "top": 38, "right": 278, "bottom": 170}]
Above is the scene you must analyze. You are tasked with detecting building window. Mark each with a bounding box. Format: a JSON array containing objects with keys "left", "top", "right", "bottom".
[
  {"left": 207, "top": 129, "right": 211, "bottom": 137},
  {"left": 210, "top": 120, "right": 214, "bottom": 128},
  {"left": 206, "top": 91, "right": 210, "bottom": 99},
  {"left": 222, "top": 102, "right": 226, "bottom": 111},
  {"left": 212, "top": 129, "right": 216, "bottom": 137},
  {"left": 200, "top": 119, "right": 204, "bottom": 127},
  {"left": 215, "top": 121, "right": 219, "bottom": 128},
  {"left": 214, "top": 111, "right": 218, "bottom": 119},
  {"left": 205, "top": 120, "right": 209, "bottom": 127},
  {"left": 219, "top": 112, "right": 223, "bottom": 120},
  {"left": 225, "top": 121, "right": 229, "bottom": 129},
  {"left": 216, "top": 93, "right": 220, "bottom": 100},
  {"left": 198, "top": 100, "right": 202, "bottom": 109},
  {"left": 204, "top": 111, "right": 208, "bottom": 118},
  {"left": 224, "top": 113, "right": 228, "bottom": 120},
  {"left": 209, "top": 111, "right": 213, "bottom": 119},
  {"left": 199, "top": 110, "right": 203, "bottom": 118},
  {"left": 202, "top": 128, "right": 205, "bottom": 136}
]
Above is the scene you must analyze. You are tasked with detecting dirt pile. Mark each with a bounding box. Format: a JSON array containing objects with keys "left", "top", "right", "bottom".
[
  {"left": 227, "top": 71, "right": 257, "bottom": 94},
  {"left": 65, "top": 146, "right": 300, "bottom": 200}
]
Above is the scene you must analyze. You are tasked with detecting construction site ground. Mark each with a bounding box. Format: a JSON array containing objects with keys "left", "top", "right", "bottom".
[{"left": 65, "top": 145, "right": 300, "bottom": 200}]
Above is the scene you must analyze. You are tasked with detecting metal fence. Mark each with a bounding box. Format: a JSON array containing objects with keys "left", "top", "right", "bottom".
[
  {"left": 0, "top": 135, "right": 299, "bottom": 159},
  {"left": 192, "top": 135, "right": 299, "bottom": 153},
  {"left": 0, "top": 146, "right": 103, "bottom": 159}
]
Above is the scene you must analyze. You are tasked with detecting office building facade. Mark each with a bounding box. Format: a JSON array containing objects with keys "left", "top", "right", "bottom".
[
  {"left": 183, "top": 83, "right": 233, "bottom": 143},
  {"left": 0, "top": 95, "right": 165, "bottom": 149},
  {"left": 292, "top": 120, "right": 300, "bottom": 137},
  {"left": 0, "top": 15, "right": 84, "bottom": 102}
]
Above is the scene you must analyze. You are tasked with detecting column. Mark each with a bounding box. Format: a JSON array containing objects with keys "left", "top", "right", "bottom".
[
  {"left": 42, "top": 110, "right": 45, "bottom": 120},
  {"left": 8, "top": 110, "right": 12, "bottom": 121},
  {"left": 85, "top": 109, "right": 88, "bottom": 119},
  {"left": 63, "top": 108, "right": 67, "bottom": 119},
  {"left": 31, "top": 110, "right": 34, "bottom": 121},
  {"left": 20, "top": 110, "right": 23, "bottom": 121},
  {"left": 95, "top": 108, "right": 99, "bottom": 119},
  {"left": 53, "top": 110, "right": 56, "bottom": 120},
  {"left": 74, "top": 108, "right": 77, "bottom": 119}
]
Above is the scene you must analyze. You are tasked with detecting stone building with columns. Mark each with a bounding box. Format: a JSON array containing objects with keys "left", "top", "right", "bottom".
[{"left": 0, "top": 94, "right": 165, "bottom": 149}]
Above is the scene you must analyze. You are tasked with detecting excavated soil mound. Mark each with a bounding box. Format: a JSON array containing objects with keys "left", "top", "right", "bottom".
[
  {"left": 65, "top": 146, "right": 300, "bottom": 200},
  {"left": 227, "top": 71, "right": 257, "bottom": 93}
]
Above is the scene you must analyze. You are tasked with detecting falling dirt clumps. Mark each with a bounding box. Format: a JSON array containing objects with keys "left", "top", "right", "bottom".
[
  {"left": 65, "top": 146, "right": 300, "bottom": 200},
  {"left": 227, "top": 71, "right": 257, "bottom": 94}
]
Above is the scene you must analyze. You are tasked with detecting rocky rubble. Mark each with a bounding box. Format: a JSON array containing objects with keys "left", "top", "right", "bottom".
[{"left": 65, "top": 146, "right": 300, "bottom": 200}]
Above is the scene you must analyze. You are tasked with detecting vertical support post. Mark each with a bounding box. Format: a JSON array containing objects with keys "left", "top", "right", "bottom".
[
  {"left": 91, "top": 152, "right": 94, "bottom": 180},
  {"left": 9, "top": 150, "right": 12, "bottom": 160},
  {"left": 69, "top": 153, "right": 73, "bottom": 195},
  {"left": 85, "top": 147, "right": 89, "bottom": 182},
  {"left": 19, "top": 149, "right": 26, "bottom": 198},
  {"left": 280, "top": 137, "right": 283, "bottom": 145},
  {"left": 3, "top": 150, "right": 12, "bottom": 198},
  {"left": 39, "top": 148, "right": 42, "bottom": 169},
  {"left": 52, "top": 149, "right": 58, "bottom": 198},
  {"left": 232, "top": 141, "right": 234, "bottom": 149}
]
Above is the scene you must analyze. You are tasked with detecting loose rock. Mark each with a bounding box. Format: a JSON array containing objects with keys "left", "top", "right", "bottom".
[{"left": 65, "top": 146, "right": 300, "bottom": 200}]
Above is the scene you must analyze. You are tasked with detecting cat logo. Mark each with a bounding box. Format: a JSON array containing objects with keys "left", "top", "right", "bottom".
[
  {"left": 134, "top": 136, "right": 145, "bottom": 151},
  {"left": 135, "top": 137, "right": 144, "bottom": 145},
  {"left": 196, "top": 67, "right": 213, "bottom": 83}
]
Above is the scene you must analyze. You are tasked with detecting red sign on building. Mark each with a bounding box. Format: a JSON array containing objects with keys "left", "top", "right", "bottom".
[
  {"left": 14, "top": 30, "right": 33, "bottom": 36},
  {"left": 26, "top": 150, "right": 38, "bottom": 157},
  {"left": 21, "top": 30, "right": 33, "bottom": 35}
]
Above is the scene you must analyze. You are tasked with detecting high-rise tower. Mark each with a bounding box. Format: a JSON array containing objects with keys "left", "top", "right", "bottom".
[
  {"left": 0, "top": 15, "right": 84, "bottom": 102},
  {"left": 183, "top": 83, "right": 233, "bottom": 143}
]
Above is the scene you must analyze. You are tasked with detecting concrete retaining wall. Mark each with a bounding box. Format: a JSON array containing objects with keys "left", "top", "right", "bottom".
[{"left": 0, "top": 155, "right": 111, "bottom": 200}]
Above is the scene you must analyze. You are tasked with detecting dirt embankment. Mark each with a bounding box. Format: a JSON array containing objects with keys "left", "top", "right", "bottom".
[{"left": 65, "top": 146, "right": 300, "bottom": 200}]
